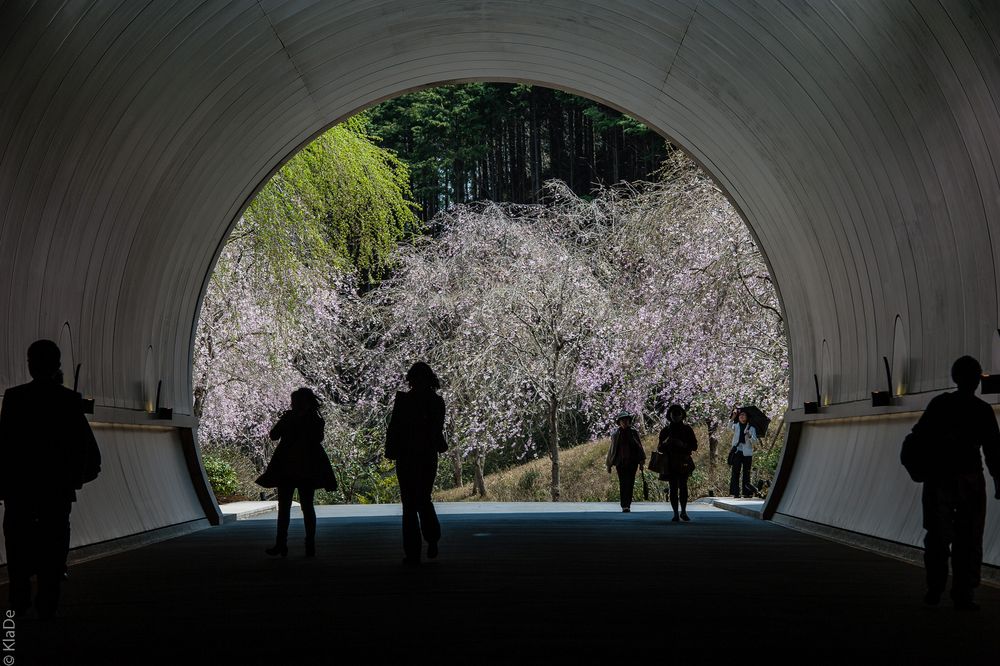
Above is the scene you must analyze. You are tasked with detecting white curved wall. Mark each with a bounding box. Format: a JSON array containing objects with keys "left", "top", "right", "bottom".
[
  {"left": 0, "top": 424, "right": 206, "bottom": 565},
  {"left": 2, "top": 1, "right": 1000, "bottom": 551},
  {"left": 776, "top": 415, "right": 1000, "bottom": 567}
]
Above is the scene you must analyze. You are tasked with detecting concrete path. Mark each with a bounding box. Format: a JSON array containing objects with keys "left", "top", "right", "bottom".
[{"left": 9, "top": 503, "right": 1000, "bottom": 664}]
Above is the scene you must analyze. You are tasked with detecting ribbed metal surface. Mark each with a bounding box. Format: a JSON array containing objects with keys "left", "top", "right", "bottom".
[
  {"left": 777, "top": 415, "right": 1000, "bottom": 567},
  {"left": 0, "top": 425, "right": 205, "bottom": 565},
  {"left": 1, "top": 1, "right": 999, "bottom": 549}
]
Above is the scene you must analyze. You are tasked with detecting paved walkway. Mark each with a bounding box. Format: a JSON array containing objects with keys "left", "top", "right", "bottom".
[{"left": 9, "top": 503, "right": 1000, "bottom": 664}]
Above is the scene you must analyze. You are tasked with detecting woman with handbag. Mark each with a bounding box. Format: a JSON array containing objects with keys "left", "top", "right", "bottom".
[
  {"left": 256, "top": 387, "right": 337, "bottom": 557},
  {"left": 606, "top": 410, "right": 646, "bottom": 513},
  {"left": 385, "top": 362, "right": 448, "bottom": 565},
  {"left": 658, "top": 404, "right": 698, "bottom": 522},
  {"left": 729, "top": 409, "right": 758, "bottom": 498}
]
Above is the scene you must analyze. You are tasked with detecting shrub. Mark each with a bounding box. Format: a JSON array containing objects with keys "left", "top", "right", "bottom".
[{"left": 203, "top": 454, "right": 239, "bottom": 499}]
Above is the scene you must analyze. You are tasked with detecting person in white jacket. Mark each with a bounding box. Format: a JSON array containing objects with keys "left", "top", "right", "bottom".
[{"left": 729, "top": 410, "right": 757, "bottom": 498}]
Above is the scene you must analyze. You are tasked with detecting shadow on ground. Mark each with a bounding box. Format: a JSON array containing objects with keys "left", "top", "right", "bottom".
[{"left": 9, "top": 505, "right": 1000, "bottom": 664}]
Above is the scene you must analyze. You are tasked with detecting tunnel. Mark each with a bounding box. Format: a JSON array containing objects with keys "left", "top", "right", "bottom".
[{"left": 1, "top": 0, "right": 999, "bottom": 569}]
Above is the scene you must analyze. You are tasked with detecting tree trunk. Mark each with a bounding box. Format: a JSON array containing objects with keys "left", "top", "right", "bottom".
[
  {"left": 548, "top": 399, "right": 560, "bottom": 501},
  {"left": 530, "top": 88, "right": 541, "bottom": 199},
  {"left": 473, "top": 453, "right": 487, "bottom": 496},
  {"left": 451, "top": 447, "right": 463, "bottom": 487}
]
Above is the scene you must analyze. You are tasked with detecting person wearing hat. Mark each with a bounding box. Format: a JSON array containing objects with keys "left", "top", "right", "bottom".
[
  {"left": 658, "top": 404, "right": 698, "bottom": 522},
  {"left": 606, "top": 410, "right": 646, "bottom": 512}
]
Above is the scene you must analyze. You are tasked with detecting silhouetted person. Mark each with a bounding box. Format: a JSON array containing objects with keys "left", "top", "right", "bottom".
[
  {"left": 606, "top": 410, "right": 645, "bottom": 513},
  {"left": 385, "top": 362, "right": 447, "bottom": 565},
  {"left": 728, "top": 410, "right": 757, "bottom": 498},
  {"left": 658, "top": 404, "right": 698, "bottom": 522},
  {"left": 256, "top": 388, "right": 336, "bottom": 558},
  {"left": 908, "top": 356, "right": 1000, "bottom": 610},
  {"left": 0, "top": 339, "right": 101, "bottom": 618}
]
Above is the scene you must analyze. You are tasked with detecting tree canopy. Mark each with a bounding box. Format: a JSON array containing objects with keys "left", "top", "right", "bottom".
[{"left": 368, "top": 84, "right": 670, "bottom": 221}]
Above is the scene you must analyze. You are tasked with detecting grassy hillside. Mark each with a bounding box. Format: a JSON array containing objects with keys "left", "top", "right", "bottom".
[{"left": 435, "top": 424, "right": 782, "bottom": 503}]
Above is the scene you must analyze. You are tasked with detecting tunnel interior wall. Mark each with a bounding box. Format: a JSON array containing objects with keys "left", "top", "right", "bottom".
[
  {"left": 776, "top": 414, "right": 1000, "bottom": 568},
  {"left": 0, "top": 424, "right": 206, "bottom": 566},
  {"left": 2, "top": 0, "right": 1000, "bottom": 555}
]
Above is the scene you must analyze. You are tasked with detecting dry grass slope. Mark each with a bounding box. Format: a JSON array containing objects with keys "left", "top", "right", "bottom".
[{"left": 434, "top": 425, "right": 770, "bottom": 503}]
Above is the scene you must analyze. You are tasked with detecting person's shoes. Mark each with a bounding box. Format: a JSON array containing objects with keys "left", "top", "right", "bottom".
[
  {"left": 923, "top": 590, "right": 942, "bottom": 606},
  {"left": 265, "top": 544, "right": 288, "bottom": 558},
  {"left": 427, "top": 542, "right": 439, "bottom": 559},
  {"left": 402, "top": 557, "right": 421, "bottom": 567},
  {"left": 671, "top": 514, "right": 680, "bottom": 522},
  {"left": 622, "top": 507, "right": 630, "bottom": 513},
  {"left": 304, "top": 539, "right": 315, "bottom": 558},
  {"left": 680, "top": 512, "right": 690, "bottom": 522}
]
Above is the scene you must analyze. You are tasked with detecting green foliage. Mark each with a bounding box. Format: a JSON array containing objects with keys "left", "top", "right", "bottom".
[
  {"left": 203, "top": 454, "right": 240, "bottom": 498},
  {"left": 241, "top": 114, "right": 421, "bottom": 291}
]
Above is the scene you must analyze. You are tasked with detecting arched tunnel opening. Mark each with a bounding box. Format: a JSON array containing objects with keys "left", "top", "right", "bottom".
[
  {"left": 191, "top": 81, "right": 790, "bottom": 517},
  {"left": 2, "top": 1, "right": 1000, "bottom": 662}
]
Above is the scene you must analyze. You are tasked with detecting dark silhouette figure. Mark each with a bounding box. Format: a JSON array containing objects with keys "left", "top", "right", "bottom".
[
  {"left": 385, "top": 362, "right": 447, "bottom": 565},
  {"left": 908, "top": 356, "right": 1000, "bottom": 610},
  {"left": 256, "top": 388, "right": 336, "bottom": 558},
  {"left": 606, "top": 411, "right": 646, "bottom": 513},
  {"left": 728, "top": 410, "right": 757, "bottom": 498},
  {"left": 0, "top": 340, "right": 101, "bottom": 618},
  {"left": 658, "top": 404, "right": 698, "bottom": 522}
]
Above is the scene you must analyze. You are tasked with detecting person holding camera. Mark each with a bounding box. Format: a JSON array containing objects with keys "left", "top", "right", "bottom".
[
  {"left": 658, "top": 404, "right": 698, "bottom": 522},
  {"left": 257, "top": 387, "right": 337, "bottom": 558},
  {"left": 0, "top": 340, "right": 101, "bottom": 619},
  {"left": 728, "top": 409, "right": 757, "bottom": 498}
]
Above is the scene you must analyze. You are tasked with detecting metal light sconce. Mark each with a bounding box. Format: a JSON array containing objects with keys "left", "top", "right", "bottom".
[
  {"left": 151, "top": 379, "right": 172, "bottom": 420},
  {"left": 981, "top": 373, "right": 1000, "bottom": 394},
  {"left": 74, "top": 363, "right": 95, "bottom": 414},
  {"left": 983, "top": 329, "right": 1000, "bottom": 394},
  {"left": 804, "top": 373, "right": 820, "bottom": 413},
  {"left": 871, "top": 356, "right": 892, "bottom": 407}
]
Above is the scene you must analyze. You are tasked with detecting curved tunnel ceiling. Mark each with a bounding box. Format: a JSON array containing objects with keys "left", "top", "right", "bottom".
[{"left": 2, "top": 0, "right": 1000, "bottom": 416}]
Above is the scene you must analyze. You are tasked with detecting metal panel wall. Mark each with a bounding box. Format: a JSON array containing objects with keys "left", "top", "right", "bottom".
[
  {"left": 776, "top": 416, "right": 1000, "bottom": 567},
  {"left": 0, "top": 424, "right": 206, "bottom": 565}
]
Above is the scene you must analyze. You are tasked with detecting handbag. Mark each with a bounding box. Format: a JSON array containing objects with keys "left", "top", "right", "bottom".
[
  {"left": 727, "top": 446, "right": 739, "bottom": 466},
  {"left": 648, "top": 450, "right": 667, "bottom": 474}
]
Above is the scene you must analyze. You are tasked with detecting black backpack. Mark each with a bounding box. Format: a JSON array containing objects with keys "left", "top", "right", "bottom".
[{"left": 900, "top": 430, "right": 929, "bottom": 482}]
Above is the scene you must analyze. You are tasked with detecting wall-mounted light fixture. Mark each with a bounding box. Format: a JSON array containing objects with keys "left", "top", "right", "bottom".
[
  {"left": 151, "top": 379, "right": 172, "bottom": 420},
  {"left": 982, "top": 373, "right": 1000, "bottom": 394},
  {"left": 984, "top": 329, "right": 1000, "bottom": 394},
  {"left": 804, "top": 373, "right": 820, "bottom": 413},
  {"left": 871, "top": 356, "right": 892, "bottom": 407},
  {"left": 74, "top": 363, "right": 95, "bottom": 414}
]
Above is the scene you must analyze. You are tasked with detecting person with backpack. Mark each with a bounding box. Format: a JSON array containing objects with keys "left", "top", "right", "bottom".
[
  {"left": 903, "top": 356, "right": 1000, "bottom": 610},
  {"left": 657, "top": 404, "right": 698, "bottom": 522},
  {"left": 728, "top": 409, "right": 758, "bottom": 498},
  {"left": 606, "top": 410, "right": 646, "bottom": 513}
]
